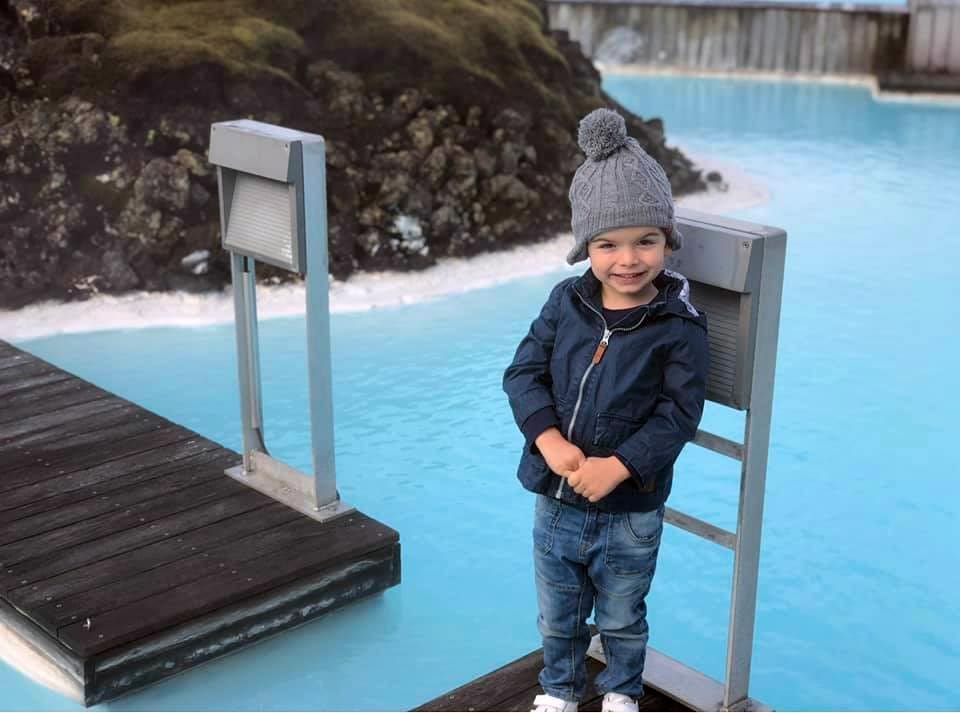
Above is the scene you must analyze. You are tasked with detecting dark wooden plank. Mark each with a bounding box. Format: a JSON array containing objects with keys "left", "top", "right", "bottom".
[
  {"left": 14, "top": 501, "right": 301, "bottom": 633},
  {"left": 0, "top": 401, "right": 151, "bottom": 455},
  {"left": 9, "top": 494, "right": 283, "bottom": 610},
  {"left": 416, "top": 649, "right": 684, "bottom": 712},
  {"left": 0, "top": 360, "right": 59, "bottom": 388},
  {"left": 0, "top": 369, "right": 72, "bottom": 399},
  {"left": 86, "top": 544, "right": 401, "bottom": 707},
  {"left": 0, "top": 471, "right": 249, "bottom": 568},
  {"left": 0, "top": 437, "right": 225, "bottom": 521},
  {"left": 1, "top": 422, "right": 191, "bottom": 492},
  {"left": 59, "top": 514, "right": 400, "bottom": 655},
  {"left": 415, "top": 649, "right": 543, "bottom": 711},
  {"left": 36, "top": 506, "right": 352, "bottom": 633},
  {"left": 0, "top": 488, "right": 271, "bottom": 592},
  {"left": 0, "top": 351, "right": 31, "bottom": 371},
  {"left": 0, "top": 450, "right": 235, "bottom": 546},
  {"left": 0, "top": 379, "right": 110, "bottom": 420},
  {"left": 0, "top": 396, "right": 125, "bottom": 444}
]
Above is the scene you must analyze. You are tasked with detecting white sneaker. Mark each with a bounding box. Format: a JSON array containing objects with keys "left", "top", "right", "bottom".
[
  {"left": 601, "top": 692, "right": 639, "bottom": 712},
  {"left": 531, "top": 693, "right": 579, "bottom": 712}
]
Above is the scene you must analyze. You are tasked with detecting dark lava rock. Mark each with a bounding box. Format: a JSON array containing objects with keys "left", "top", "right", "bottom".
[{"left": 0, "top": 0, "right": 710, "bottom": 309}]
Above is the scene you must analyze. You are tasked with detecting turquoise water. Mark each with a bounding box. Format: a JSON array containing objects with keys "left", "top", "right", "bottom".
[{"left": 5, "top": 76, "right": 960, "bottom": 710}]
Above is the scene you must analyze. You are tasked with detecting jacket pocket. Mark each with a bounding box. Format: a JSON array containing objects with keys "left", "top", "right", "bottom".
[{"left": 593, "top": 411, "right": 643, "bottom": 448}]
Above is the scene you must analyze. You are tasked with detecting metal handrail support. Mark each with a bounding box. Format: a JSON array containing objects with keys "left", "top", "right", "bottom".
[
  {"left": 211, "top": 120, "right": 354, "bottom": 524},
  {"left": 585, "top": 210, "right": 786, "bottom": 712},
  {"left": 723, "top": 230, "right": 786, "bottom": 710}
]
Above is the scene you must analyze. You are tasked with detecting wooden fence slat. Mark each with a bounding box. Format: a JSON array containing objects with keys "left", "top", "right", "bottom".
[
  {"left": 762, "top": 10, "right": 778, "bottom": 70},
  {"left": 866, "top": 12, "right": 881, "bottom": 72},
  {"left": 663, "top": 6, "right": 678, "bottom": 64},
  {"left": 688, "top": 7, "right": 704, "bottom": 68},
  {"left": 736, "top": 8, "right": 751, "bottom": 69},
  {"left": 650, "top": 5, "right": 664, "bottom": 63},
  {"left": 929, "top": 6, "right": 953, "bottom": 70},
  {"left": 676, "top": 6, "right": 689, "bottom": 68},
  {"left": 799, "top": 11, "right": 814, "bottom": 72},
  {"left": 950, "top": 8, "right": 960, "bottom": 72},
  {"left": 910, "top": 7, "right": 935, "bottom": 70},
  {"left": 814, "top": 10, "right": 829, "bottom": 73},
  {"left": 723, "top": 8, "right": 739, "bottom": 70}
]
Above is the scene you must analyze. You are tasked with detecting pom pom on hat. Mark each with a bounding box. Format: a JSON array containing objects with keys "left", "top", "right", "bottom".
[{"left": 577, "top": 108, "right": 628, "bottom": 161}]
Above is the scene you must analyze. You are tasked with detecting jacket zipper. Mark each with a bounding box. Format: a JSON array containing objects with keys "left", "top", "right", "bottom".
[{"left": 554, "top": 292, "right": 649, "bottom": 499}]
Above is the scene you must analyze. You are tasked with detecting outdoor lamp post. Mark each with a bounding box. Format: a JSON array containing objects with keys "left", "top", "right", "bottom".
[{"left": 209, "top": 119, "right": 353, "bottom": 523}]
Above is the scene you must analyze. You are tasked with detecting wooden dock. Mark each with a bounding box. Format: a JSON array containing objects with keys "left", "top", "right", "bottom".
[
  {"left": 0, "top": 339, "right": 400, "bottom": 706},
  {"left": 415, "top": 644, "right": 688, "bottom": 712}
]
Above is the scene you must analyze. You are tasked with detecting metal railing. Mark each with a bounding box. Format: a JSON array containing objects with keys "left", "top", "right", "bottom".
[{"left": 588, "top": 207, "right": 786, "bottom": 712}]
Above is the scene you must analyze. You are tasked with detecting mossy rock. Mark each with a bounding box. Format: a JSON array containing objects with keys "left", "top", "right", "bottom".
[{"left": 48, "top": 0, "right": 572, "bottom": 118}]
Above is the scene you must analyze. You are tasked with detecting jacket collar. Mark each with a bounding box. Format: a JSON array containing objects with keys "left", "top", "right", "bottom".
[{"left": 572, "top": 267, "right": 703, "bottom": 328}]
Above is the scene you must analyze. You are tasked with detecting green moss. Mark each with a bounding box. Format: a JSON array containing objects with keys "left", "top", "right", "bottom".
[
  {"left": 310, "top": 1, "right": 570, "bottom": 108},
  {"left": 53, "top": 0, "right": 304, "bottom": 82},
  {"left": 49, "top": 0, "right": 572, "bottom": 114}
]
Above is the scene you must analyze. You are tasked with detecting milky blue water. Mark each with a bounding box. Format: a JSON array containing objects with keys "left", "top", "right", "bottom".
[{"left": 5, "top": 76, "right": 959, "bottom": 711}]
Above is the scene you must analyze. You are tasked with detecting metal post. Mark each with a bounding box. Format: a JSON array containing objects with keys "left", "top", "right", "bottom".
[
  {"left": 213, "top": 120, "right": 354, "bottom": 523},
  {"left": 230, "top": 252, "right": 265, "bottom": 471},
  {"left": 301, "top": 139, "right": 338, "bottom": 508},
  {"left": 723, "top": 236, "right": 786, "bottom": 710}
]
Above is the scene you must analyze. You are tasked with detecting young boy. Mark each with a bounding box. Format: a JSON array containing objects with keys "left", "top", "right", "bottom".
[{"left": 502, "top": 108, "right": 709, "bottom": 713}]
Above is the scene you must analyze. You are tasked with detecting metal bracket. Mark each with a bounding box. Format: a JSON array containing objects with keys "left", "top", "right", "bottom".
[{"left": 225, "top": 451, "right": 354, "bottom": 524}]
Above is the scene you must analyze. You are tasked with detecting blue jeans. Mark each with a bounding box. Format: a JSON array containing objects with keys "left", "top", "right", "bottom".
[{"left": 532, "top": 494, "right": 665, "bottom": 702}]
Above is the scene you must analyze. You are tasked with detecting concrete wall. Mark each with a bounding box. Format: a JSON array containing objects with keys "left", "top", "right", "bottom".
[{"left": 547, "top": 0, "right": 911, "bottom": 75}]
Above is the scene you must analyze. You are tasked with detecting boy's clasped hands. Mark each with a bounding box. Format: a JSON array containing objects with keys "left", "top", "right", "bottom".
[{"left": 535, "top": 427, "right": 631, "bottom": 503}]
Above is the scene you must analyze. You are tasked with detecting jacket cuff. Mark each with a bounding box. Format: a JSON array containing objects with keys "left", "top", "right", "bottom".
[
  {"left": 613, "top": 450, "right": 647, "bottom": 488},
  {"left": 521, "top": 406, "right": 560, "bottom": 455}
]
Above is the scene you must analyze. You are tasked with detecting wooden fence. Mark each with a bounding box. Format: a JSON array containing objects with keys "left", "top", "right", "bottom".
[
  {"left": 908, "top": 0, "right": 960, "bottom": 72},
  {"left": 547, "top": 0, "right": 914, "bottom": 75}
]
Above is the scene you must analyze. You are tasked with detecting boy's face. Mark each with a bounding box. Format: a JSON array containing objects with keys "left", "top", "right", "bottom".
[{"left": 587, "top": 225, "right": 672, "bottom": 307}]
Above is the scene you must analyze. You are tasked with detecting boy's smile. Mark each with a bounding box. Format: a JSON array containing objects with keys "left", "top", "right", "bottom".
[{"left": 587, "top": 225, "right": 672, "bottom": 309}]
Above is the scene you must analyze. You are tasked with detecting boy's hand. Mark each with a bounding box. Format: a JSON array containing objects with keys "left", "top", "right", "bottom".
[
  {"left": 535, "top": 428, "right": 586, "bottom": 478},
  {"left": 565, "top": 457, "right": 631, "bottom": 503}
]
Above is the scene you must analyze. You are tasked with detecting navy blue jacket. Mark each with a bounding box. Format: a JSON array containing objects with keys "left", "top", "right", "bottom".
[{"left": 502, "top": 268, "right": 709, "bottom": 512}]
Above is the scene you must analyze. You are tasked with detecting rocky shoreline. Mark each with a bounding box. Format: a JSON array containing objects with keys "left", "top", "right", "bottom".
[{"left": 0, "top": 0, "right": 713, "bottom": 311}]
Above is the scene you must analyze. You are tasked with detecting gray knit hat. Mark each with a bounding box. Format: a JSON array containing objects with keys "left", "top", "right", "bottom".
[{"left": 566, "top": 108, "right": 682, "bottom": 265}]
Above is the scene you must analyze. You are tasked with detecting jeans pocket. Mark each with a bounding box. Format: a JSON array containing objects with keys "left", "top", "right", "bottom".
[
  {"left": 533, "top": 495, "right": 561, "bottom": 555},
  {"left": 603, "top": 507, "right": 664, "bottom": 577}
]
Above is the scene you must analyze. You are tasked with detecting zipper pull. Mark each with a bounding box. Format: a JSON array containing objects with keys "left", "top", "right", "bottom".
[{"left": 592, "top": 328, "right": 612, "bottom": 364}]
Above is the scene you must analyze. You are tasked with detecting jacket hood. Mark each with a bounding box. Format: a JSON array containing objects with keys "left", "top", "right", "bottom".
[{"left": 573, "top": 267, "right": 706, "bottom": 328}]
